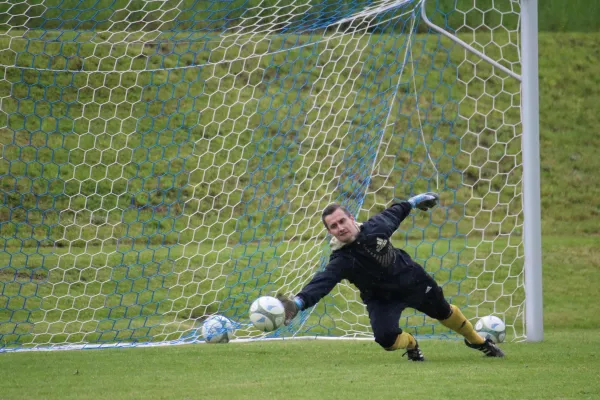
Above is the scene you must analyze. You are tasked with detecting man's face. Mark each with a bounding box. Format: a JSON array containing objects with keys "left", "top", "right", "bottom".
[{"left": 324, "top": 208, "right": 359, "bottom": 243}]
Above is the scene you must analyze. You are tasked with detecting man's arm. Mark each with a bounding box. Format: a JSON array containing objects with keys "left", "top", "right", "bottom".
[
  {"left": 363, "top": 192, "right": 439, "bottom": 237},
  {"left": 277, "top": 259, "right": 347, "bottom": 324},
  {"left": 364, "top": 202, "right": 412, "bottom": 237}
]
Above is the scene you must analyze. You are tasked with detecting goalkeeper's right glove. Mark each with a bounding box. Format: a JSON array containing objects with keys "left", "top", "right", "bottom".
[{"left": 276, "top": 293, "right": 304, "bottom": 325}]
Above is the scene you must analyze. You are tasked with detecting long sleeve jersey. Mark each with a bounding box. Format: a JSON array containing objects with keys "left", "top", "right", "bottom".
[{"left": 296, "top": 202, "right": 429, "bottom": 309}]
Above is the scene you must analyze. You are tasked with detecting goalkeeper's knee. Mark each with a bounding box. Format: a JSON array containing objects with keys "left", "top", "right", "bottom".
[{"left": 376, "top": 331, "right": 416, "bottom": 351}]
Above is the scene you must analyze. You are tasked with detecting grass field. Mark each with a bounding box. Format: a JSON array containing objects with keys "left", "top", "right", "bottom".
[{"left": 0, "top": 333, "right": 598, "bottom": 399}]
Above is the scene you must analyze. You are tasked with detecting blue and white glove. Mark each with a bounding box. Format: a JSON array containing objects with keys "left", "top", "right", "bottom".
[
  {"left": 407, "top": 192, "right": 439, "bottom": 211},
  {"left": 276, "top": 293, "right": 304, "bottom": 325}
]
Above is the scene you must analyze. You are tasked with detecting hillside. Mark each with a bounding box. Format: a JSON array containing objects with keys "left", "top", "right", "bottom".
[
  {"left": 0, "top": 30, "right": 598, "bottom": 247},
  {"left": 537, "top": 33, "right": 600, "bottom": 235}
]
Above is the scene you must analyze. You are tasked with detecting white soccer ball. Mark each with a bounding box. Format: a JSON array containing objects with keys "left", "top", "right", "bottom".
[
  {"left": 249, "top": 296, "right": 285, "bottom": 332},
  {"left": 201, "top": 315, "right": 234, "bottom": 344},
  {"left": 475, "top": 315, "right": 506, "bottom": 343}
]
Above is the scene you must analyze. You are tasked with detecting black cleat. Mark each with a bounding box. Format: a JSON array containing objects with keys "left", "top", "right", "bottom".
[
  {"left": 465, "top": 338, "right": 505, "bottom": 357},
  {"left": 402, "top": 340, "right": 425, "bottom": 361}
]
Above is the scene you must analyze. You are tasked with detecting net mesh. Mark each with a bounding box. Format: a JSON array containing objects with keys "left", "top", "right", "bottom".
[{"left": 0, "top": 0, "right": 525, "bottom": 351}]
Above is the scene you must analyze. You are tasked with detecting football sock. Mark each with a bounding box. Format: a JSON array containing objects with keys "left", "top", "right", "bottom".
[
  {"left": 440, "top": 305, "right": 485, "bottom": 345},
  {"left": 387, "top": 332, "right": 417, "bottom": 351}
]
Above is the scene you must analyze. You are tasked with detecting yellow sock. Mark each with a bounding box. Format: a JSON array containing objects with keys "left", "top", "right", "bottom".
[
  {"left": 440, "top": 305, "right": 485, "bottom": 345},
  {"left": 386, "top": 332, "right": 417, "bottom": 351}
]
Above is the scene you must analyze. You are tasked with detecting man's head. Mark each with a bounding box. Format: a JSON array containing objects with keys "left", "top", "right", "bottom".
[{"left": 321, "top": 204, "right": 360, "bottom": 244}]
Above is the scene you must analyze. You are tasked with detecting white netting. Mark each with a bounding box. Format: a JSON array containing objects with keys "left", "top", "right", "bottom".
[{"left": 0, "top": 0, "right": 525, "bottom": 351}]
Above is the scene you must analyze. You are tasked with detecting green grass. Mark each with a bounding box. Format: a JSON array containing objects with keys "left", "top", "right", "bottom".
[
  {"left": 538, "top": 33, "right": 600, "bottom": 235},
  {"left": 1, "top": 330, "right": 599, "bottom": 400},
  {"left": 537, "top": 0, "right": 600, "bottom": 32},
  {"left": 541, "top": 236, "right": 600, "bottom": 330}
]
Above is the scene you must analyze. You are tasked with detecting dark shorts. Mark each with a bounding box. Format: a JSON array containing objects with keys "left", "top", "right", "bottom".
[{"left": 366, "top": 273, "right": 452, "bottom": 348}]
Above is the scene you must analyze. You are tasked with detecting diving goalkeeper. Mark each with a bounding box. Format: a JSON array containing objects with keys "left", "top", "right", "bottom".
[{"left": 277, "top": 193, "right": 504, "bottom": 361}]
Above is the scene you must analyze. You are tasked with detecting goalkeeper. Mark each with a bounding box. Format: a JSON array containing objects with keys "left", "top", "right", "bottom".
[{"left": 277, "top": 193, "right": 504, "bottom": 361}]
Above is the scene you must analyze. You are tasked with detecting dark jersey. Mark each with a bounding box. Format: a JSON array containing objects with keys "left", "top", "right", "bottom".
[{"left": 296, "top": 202, "right": 430, "bottom": 309}]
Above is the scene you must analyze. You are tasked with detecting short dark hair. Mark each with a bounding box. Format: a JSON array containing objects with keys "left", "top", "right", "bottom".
[{"left": 321, "top": 204, "right": 352, "bottom": 228}]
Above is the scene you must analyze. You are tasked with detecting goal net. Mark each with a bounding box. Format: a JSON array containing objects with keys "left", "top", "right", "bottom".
[{"left": 0, "top": 0, "right": 525, "bottom": 351}]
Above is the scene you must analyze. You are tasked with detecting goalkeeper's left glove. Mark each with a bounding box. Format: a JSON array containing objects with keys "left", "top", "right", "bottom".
[
  {"left": 407, "top": 192, "right": 440, "bottom": 211},
  {"left": 276, "top": 293, "right": 304, "bottom": 325}
]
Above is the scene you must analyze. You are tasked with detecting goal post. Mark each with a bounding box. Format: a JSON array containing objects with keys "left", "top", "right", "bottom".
[
  {"left": 520, "top": 0, "right": 543, "bottom": 343},
  {"left": 0, "top": 0, "right": 541, "bottom": 351}
]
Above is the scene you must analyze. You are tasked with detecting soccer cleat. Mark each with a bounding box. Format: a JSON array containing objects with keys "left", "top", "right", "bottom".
[
  {"left": 402, "top": 340, "right": 425, "bottom": 361},
  {"left": 464, "top": 338, "right": 505, "bottom": 357}
]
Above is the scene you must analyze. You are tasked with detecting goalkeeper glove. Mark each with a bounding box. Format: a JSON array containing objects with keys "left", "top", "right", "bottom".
[
  {"left": 276, "top": 293, "right": 304, "bottom": 325},
  {"left": 407, "top": 192, "right": 440, "bottom": 211}
]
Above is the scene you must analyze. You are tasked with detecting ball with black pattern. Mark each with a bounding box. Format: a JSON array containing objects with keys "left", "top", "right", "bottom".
[
  {"left": 475, "top": 315, "right": 506, "bottom": 343},
  {"left": 249, "top": 296, "right": 285, "bottom": 332}
]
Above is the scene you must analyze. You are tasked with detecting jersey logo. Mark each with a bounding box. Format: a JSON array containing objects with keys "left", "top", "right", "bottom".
[{"left": 376, "top": 238, "right": 387, "bottom": 252}]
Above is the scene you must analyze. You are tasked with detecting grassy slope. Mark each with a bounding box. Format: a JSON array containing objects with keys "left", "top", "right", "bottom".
[
  {"left": 538, "top": 33, "right": 600, "bottom": 235},
  {"left": 0, "top": 32, "right": 598, "bottom": 240}
]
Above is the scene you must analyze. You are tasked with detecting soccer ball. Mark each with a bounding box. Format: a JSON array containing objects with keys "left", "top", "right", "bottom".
[
  {"left": 249, "top": 296, "right": 285, "bottom": 332},
  {"left": 201, "top": 315, "right": 234, "bottom": 344},
  {"left": 475, "top": 315, "right": 506, "bottom": 343}
]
